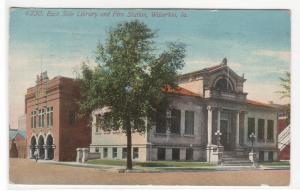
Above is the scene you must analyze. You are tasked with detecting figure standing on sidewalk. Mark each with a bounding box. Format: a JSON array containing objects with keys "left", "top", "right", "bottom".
[{"left": 34, "top": 149, "right": 38, "bottom": 162}]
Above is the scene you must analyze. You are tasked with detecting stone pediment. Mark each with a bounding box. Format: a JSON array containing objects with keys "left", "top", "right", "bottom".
[{"left": 178, "top": 58, "right": 247, "bottom": 102}]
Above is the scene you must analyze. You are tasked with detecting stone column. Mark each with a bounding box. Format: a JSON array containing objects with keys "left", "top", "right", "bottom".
[
  {"left": 76, "top": 148, "right": 82, "bottom": 163},
  {"left": 82, "top": 148, "right": 89, "bottom": 163},
  {"left": 37, "top": 146, "right": 40, "bottom": 159},
  {"left": 207, "top": 106, "right": 213, "bottom": 146},
  {"left": 29, "top": 147, "right": 33, "bottom": 159},
  {"left": 44, "top": 145, "right": 49, "bottom": 160},
  {"left": 236, "top": 111, "right": 240, "bottom": 146},
  {"left": 180, "top": 110, "right": 185, "bottom": 135},
  {"left": 217, "top": 108, "right": 221, "bottom": 131}
]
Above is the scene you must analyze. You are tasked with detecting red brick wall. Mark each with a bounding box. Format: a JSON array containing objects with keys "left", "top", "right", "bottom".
[
  {"left": 58, "top": 78, "right": 91, "bottom": 161},
  {"left": 279, "top": 145, "right": 290, "bottom": 160},
  {"left": 277, "top": 116, "right": 290, "bottom": 160}
]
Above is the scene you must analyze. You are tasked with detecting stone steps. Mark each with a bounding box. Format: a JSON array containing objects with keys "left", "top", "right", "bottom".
[{"left": 221, "top": 150, "right": 253, "bottom": 167}]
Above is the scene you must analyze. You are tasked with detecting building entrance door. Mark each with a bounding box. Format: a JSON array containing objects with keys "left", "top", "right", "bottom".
[{"left": 220, "top": 120, "right": 230, "bottom": 150}]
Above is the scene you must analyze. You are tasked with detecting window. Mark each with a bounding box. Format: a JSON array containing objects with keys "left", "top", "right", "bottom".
[
  {"left": 103, "top": 148, "right": 108, "bottom": 158},
  {"left": 214, "top": 78, "right": 233, "bottom": 92},
  {"left": 133, "top": 147, "right": 139, "bottom": 159},
  {"left": 157, "top": 148, "right": 166, "bottom": 160},
  {"left": 185, "top": 111, "right": 194, "bottom": 135},
  {"left": 186, "top": 148, "right": 193, "bottom": 161},
  {"left": 101, "top": 113, "right": 116, "bottom": 131},
  {"left": 112, "top": 147, "right": 117, "bottom": 158},
  {"left": 31, "top": 111, "right": 37, "bottom": 128},
  {"left": 258, "top": 119, "right": 265, "bottom": 142},
  {"left": 122, "top": 148, "right": 127, "bottom": 159},
  {"left": 259, "top": 151, "right": 265, "bottom": 161},
  {"left": 41, "top": 109, "right": 45, "bottom": 127},
  {"left": 38, "top": 110, "right": 42, "bottom": 127},
  {"left": 68, "top": 111, "right": 76, "bottom": 126},
  {"left": 247, "top": 118, "right": 255, "bottom": 140},
  {"left": 156, "top": 109, "right": 166, "bottom": 133},
  {"left": 104, "top": 113, "right": 113, "bottom": 129},
  {"left": 267, "top": 120, "right": 274, "bottom": 142},
  {"left": 170, "top": 109, "right": 181, "bottom": 134},
  {"left": 47, "top": 107, "right": 53, "bottom": 127},
  {"left": 268, "top": 151, "right": 273, "bottom": 162},
  {"left": 172, "top": 148, "right": 180, "bottom": 161},
  {"left": 95, "top": 115, "right": 101, "bottom": 127},
  {"left": 95, "top": 127, "right": 99, "bottom": 133},
  {"left": 33, "top": 111, "right": 37, "bottom": 128},
  {"left": 95, "top": 147, "right": 99, "bottom": 152}
]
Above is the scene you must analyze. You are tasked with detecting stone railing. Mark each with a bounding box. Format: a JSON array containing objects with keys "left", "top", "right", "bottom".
[
  {"left": 76, "top": 148, "right": 101, "bottom": 163},
  {"left": 204, "top": 89, "right": 246, "bottom": 102},
  {"left": 206, "top": 145, "right": 223, "bottom": 164}
]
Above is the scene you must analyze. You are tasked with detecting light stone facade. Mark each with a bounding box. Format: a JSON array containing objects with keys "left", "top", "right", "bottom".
[{"left": 89, "top": 59, "right": 280, "bottom": 163}]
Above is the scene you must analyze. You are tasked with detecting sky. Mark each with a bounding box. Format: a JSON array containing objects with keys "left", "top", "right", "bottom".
[{"left": 9, "top": 8, "right": 290, "bottom": 129}]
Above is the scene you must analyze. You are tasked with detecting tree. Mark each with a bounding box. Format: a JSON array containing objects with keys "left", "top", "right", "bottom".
[
  {"left": 277, "top": 71, "right": 290, "bottom": 99},
  {"left": 277, "top": 71, "right": 290, "bottom": 124},
  {"left": 77, "top": 20, "right": 185, "bottom": 169}
]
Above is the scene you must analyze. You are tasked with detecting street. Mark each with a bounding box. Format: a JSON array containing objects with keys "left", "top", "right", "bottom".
[{"left": 9, "top": 158, "right": 289, "bottom": 186}]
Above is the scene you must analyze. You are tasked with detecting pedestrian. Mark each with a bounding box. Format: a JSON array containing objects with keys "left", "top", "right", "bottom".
[{"left": 34, "top": 149, "right": 38, "bottom": 162}]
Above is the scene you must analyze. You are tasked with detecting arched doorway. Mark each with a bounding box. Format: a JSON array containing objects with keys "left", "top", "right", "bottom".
[
  {"left": 38, "top": 136, "right": 45, "bottom": 159},
  {"left": 46, "top": 135, "right": 54, "bottom": 160},
  {"left": 30, "top": 136, "right": 37, "bottom": 159}
]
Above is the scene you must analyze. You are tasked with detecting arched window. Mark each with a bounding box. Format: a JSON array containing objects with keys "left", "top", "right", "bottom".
[{"left": 214, "top": 78, "right": 233, "bottom": 92}]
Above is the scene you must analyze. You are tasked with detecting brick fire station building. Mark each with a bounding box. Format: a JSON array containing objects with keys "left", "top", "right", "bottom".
[{"left": 25, "top": 72, "right": 91, "bottom": 161}]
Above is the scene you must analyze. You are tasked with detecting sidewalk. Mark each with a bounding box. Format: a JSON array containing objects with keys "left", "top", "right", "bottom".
[{"left": 36, "top": 159, "right": 290, "bottom": 173}]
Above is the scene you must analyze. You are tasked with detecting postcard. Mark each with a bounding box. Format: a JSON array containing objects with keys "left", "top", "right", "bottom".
[{"left": 8, "top": 7, "right": 290, "bottom": 186}]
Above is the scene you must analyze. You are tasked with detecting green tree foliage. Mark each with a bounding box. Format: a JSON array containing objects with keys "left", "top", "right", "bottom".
[
  {"left": 277, "top": 71, "right": 290, "bottom": 124},
  {"left": 77, "top": 20, "right": 185, "bottom": 169},
  {"left": 277, "top": 71, "right": 290, "bottom": 99}
]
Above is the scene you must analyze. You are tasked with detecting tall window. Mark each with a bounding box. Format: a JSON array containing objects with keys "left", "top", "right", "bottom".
[
  {"left": 69, "top": 111, "right": 76, "bottom": 126},
  {"left": 41, "top": 109, "right": 45, "bottom": 127},
  {"left": 267, "top": 120, "right": 274, "bottom": 142},
  {"left": 170, "top": 109, "right": 181, "bottom": 134},
  {"left": 185, "top": 111, "right": 194, "bottom": 135},
  {"left": 186, "top": 148, "right": 193, "bottom": 161},
  {"left": 103, "top": 113, "right": 116, "bottom": 130},
  {"left": 122, "top": 148, "right": 127, "bottom": 159},
  {"left": 31, "top": 111, "right": 37, "bottom": 128},
  {"left": 103, "top": 148, "right": 108, "bottom": 158},
  {"left": 133, "top": 147, "right": 139, "bottom": 159},
  {"left": 247, "top": 118, "right": 255, "bottom": 140},
  {"left": 156, "top": 109, "right": 166, "bottom": 134},
  {"left": 47, "top": 107, "right": 53, "bottom": 127},
  {"left": 38, "top": 110, "right": 42, "bottom": 127},
  {"left": 112, "top": 147, "right": 117, "bottom": 158},
  {"left": 258, "top": 119, "right": 265, "bottom": 142}
]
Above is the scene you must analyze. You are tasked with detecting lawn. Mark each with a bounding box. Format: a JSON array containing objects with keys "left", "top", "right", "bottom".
[
  {"left": 87, "top": 159, "right": 216, "bottom": 168},
  {"left": 259, "top": 161, "right": 290, "bottom": 166}
]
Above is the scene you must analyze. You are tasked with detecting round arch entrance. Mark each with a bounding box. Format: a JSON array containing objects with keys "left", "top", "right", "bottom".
[
  {"left": 38, "top": 136, "right": 45, "bottom": 159},
  {"left": 46, "top": 135, "right": 54, "bottom": 160}
]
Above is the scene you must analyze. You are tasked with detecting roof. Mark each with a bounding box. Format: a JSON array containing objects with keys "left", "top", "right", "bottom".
[
  {"left": 163, "top": 85, "right": 201, "bottom": 97},
  {"left": 246, "top": 99, "right": 275, "bottom": 108},
  {"left": 9, "top": 129, "right": 26, "bottom": 140}
]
